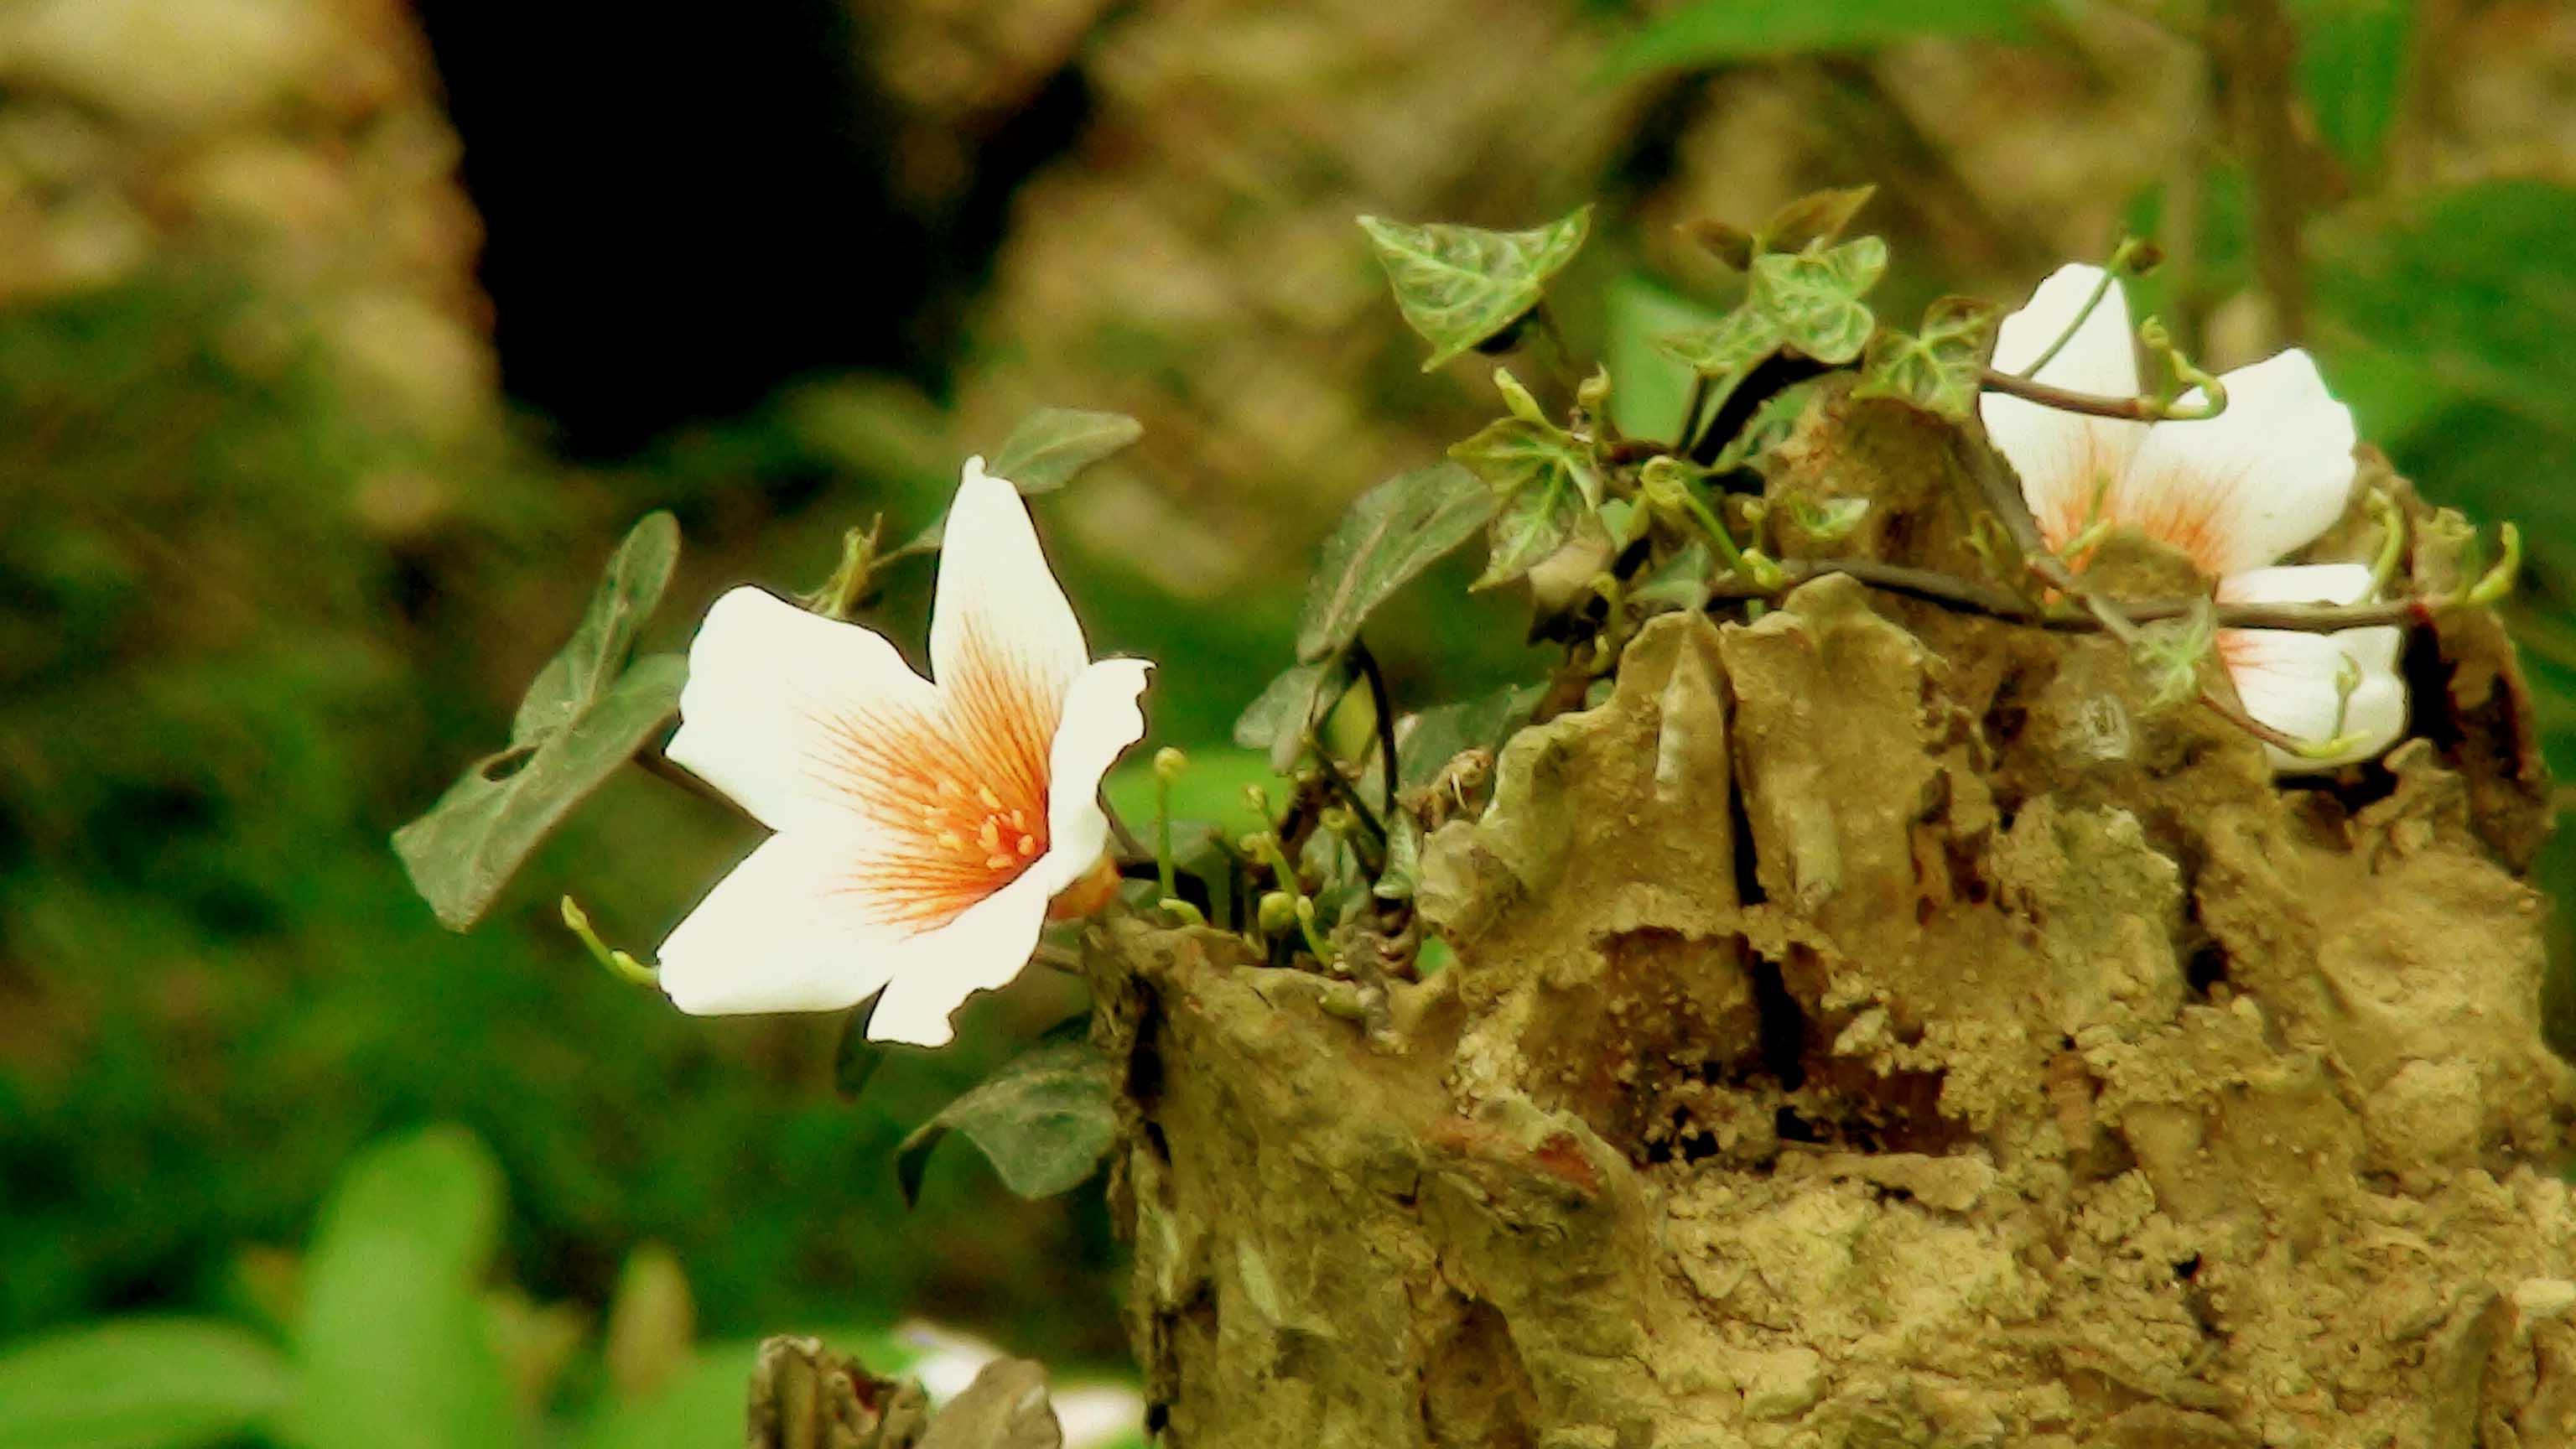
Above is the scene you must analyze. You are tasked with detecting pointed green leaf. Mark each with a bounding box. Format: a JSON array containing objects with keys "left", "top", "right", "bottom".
[
  {"left": 1758, "top": 185, "right": 1878, "bottom": 257},
  {"left": 1451, "top": 415, "right": 1605, "bottom": 510},
  {"left": 1601, "top": 0, "right": 2041, "bottom": 76},
  {"left": 896, "top": 1041, "right": 1119, "bottom": 1205},
  {"left": 900, "top": 410, "right": 1141, "bottom": 555},
  {"left": 1654, "top": 303, "right": 1786, "bottom": 377},
  {"left": 1852, "top": 295, "right": 2004, "bottom": 420},
  {"left": 512, "top": 512, "right": 678, "bottom": 740},
  {"left": 1748, "top": 236, "right": 1887, "bottom": 364},
  {"left": 290, "top": 1127, "right": 517, "bottom": 1449},
  {"left": 1296, "top": 463, "right": 1496, "bottom": 662},
  {"left": 984, "top": 408, "right": 1145, "bottom": 492},
  {"left": 0, "top": 1318, "right": 293, "bottom": 1449},
  {"left": 1358, "top": 208, "right": 1594, "bottom": 370},
  {"left": 394, "top": 654, "right": 687, "bottom": 930}
]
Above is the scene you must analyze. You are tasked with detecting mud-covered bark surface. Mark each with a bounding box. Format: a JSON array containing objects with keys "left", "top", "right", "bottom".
[{"left": 1093, "top": 387, "right": 2576, "bottom": 1447}]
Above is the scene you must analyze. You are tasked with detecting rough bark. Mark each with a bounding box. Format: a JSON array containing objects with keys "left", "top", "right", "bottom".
[{"left": 1094, "top": 387, "right": 2576, "bottom": 1446}]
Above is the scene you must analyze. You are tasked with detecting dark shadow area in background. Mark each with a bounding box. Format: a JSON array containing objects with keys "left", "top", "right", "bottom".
[{"left": 413, "top": 3, "right": 1092, "bottom": 460}]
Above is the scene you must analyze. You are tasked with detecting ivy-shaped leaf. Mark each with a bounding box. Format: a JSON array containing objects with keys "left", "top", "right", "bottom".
[
  {"left": 896, "top": 1040, "right": 1119, "bottom": 1206},
  {"left": 1629, "top": 540, "right": 1717, "bottom": 615},
  {"left": 394, "top": 515, "right": 688, "bottom": 931},
  {"left": 1653, "top": 303, "right": 1784, "bottom": 377},
  {"left": 1449, "top": 392, "right": 1606, "bottom": 591},
  {"left": 1853, "top": 295, "right": 2004, "bottom": 420},
  {"left": 1358, "top": 208, "right": 1594, "bottom": 371},
  {"left": 1682, "top": 187, "right": 1877, "bottom": 270},
  {"left": 1748, "top": 236, "right": 1888, "bottom": 364},
  {"left": 1760, "top": 185, "right": 1879, "bottom": 257},
  {"left": 1296, "top": 462, "right": 1495, "bottom": 662},
  {"left": 899, "top": 408, "right": 1142, "bottom": 555}
]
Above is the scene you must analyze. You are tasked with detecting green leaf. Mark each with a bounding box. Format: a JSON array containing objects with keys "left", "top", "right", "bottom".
[
  {"left": 394, "top": 511, "right": 689, "bottom": 930},
  {"left": 1395, "top": 683, "right": 1545, "bottom": 791},
  {"left": 1602, "top": 0, "right": 2041, "bottom": 76},
  {"left": 1852, "top": 295, "right": 2003, "bottom": 420},
  {"left": 1450, "top": 404, "right": 1606, "bottom": 592},
  {"left": 1758, "top": 184, "right": 1878, "bottom": 257},
  {"left": 1474, "top": 478, "right": 1590, "bottom": 591},
  {"left": 1653, "top": 303, "right": 1785, "bottom": 378},
  {"left": 899, "top": 409, "right": 1141, "bottom": 556},
  {"left": 1748, "top": 236, "right": 1887, "bottom": 364},
  {"left": 2313, "top": 179, "right": 2576, "bottom": 438},
  {"left": 1629, "top": 541, "right": 1717, "bottom": 615},
  {"left": 288, "top": 1127, "right": 518, "bottom": 1449},
  {"left": 1234, "top": 660, "right": 1354, "bottom": 773},
  {"left": 0, "top": 1318, "right": 293, "bottom": 1449},
  {"left": 509, "top": 512, "right": 678, "bottom": 740},
  {"left": 393, "top": 653, "right": 687, "bottom": 931},
  {"left": 1374, "top": 816, "right": 1425, "bottom": 901},
  {"left": 895, "top": 1040, "right": 1120, "bottom": 1205},
  {"left": 2293, "top": 0, "right": 2412, "bottom": 176},
  {"left": 1358, "top": 208, "right": 1594, "bottom": 370},
  {"left": 1295, "top": 462, "right": 1495, "bottom": 662},
  {"left": 984, "top": 408, "right": 1145, "bottom": 492}
]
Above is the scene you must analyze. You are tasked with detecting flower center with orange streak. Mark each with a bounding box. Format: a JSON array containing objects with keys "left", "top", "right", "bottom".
[{"left": 805, "top": 626, "right": 1066, "bottom": 931}]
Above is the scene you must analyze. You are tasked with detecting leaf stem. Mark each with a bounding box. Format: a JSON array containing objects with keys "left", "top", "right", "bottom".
[{"left": 1350, "top": 638, "right": 1402, "bottom": 818}]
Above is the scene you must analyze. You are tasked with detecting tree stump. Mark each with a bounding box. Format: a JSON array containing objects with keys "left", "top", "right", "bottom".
[{"left": 1093, "top": 389, "right": 2576, "bottom": 1446}]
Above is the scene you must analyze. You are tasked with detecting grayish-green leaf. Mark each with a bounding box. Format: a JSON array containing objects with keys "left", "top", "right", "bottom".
[
  {"left": 0, "top": 1318, "right": 293, "bottom": 1449},
  {"left": 1601, "top": 0, "right": 2040, "bottom": 76},
  {"left": 393, "top": 654, "right": 688, "bottom": 931},
  {"left": 288, "top": 1126, "right": 517, "bottom": 1449},
  {"left": 1358, "top": 208, "right": 1594, "bottom": 370},
  {"left": 1852, "top": 294, "right": 2003, "bottom": 420},
  {"left": 896, "top": 1041, "right": 1119, "bottom": 1205},
  {"left": 985, "top": 408, "right": 1145, "bottom": 493},
  {"left": 1296, "top": 462, "right": 1495, "bottom": 662},
  {"left": 1234, "top": 661, "right": 1350, "bottom": 774},
  {"left": 1450, "top": 408, "right": 1606, "bottom": 595},
  {"left": 1748, "top": 236, "right": 1887, "bottom": 364},
  {"left": 511, "top": 512, "right": 678, "bottom": 741},
  {"left": 396, "top": 510, "right": 693, "bottom": 931}
]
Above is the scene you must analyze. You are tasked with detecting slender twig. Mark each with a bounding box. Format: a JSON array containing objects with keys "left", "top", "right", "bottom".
[
  {"left": 2013, "top": 242, "right": 2138, "bottom": 380},
  {"left": 1349, "top": 638, "right": 1402, "bottom": 819},
  {"left": 1708, "top": 556, "right": 2444, "bottom": 634},
  {"left": 1978, "top": 368, "right": 2168, "bottom": 422}
]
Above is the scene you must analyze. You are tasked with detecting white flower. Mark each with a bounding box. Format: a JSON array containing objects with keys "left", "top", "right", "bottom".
[
  {"left": 655, "top": 458, "right": 1151, "bottom": 1046},
  {"left": 1981, "top": 262, "right": 2406, "bottom": 771}
]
